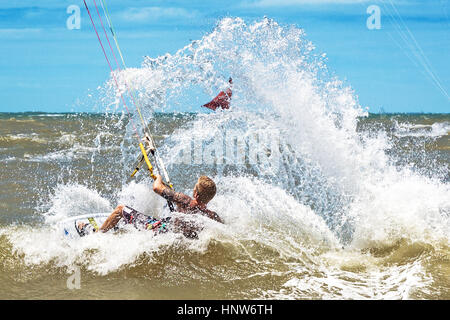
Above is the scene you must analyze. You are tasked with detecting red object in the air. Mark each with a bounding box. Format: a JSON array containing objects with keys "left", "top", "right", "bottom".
[{"left": 202, "top": 78, "right": 232, "bottom": 111}]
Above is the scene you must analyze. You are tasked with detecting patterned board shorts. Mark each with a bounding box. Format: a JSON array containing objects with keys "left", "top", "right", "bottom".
[{"left": 122, "top": 206, "right": 171, "bottom": 233}]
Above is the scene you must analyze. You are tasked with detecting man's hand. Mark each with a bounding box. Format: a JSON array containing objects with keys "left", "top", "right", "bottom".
[{"left": 152, "top": 174, "right": 166, "bottom": 195}]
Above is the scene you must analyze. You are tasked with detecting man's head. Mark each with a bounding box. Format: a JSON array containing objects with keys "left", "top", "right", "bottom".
[{"left": 193, "top": 176, "right": 216, "bottom": 204}]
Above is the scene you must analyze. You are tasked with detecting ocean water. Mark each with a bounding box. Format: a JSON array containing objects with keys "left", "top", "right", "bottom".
[{"left": 0, "top": 17, "right": 449, "bottom": 299}]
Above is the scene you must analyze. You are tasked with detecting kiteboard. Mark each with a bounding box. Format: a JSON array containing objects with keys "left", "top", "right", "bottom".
[{"left": 57, "top": 213, "right": 110, "bottom": 238}]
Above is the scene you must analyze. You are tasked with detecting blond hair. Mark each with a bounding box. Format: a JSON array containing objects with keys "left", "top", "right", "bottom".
[{"left": 195, "top": 176, "right": 216, "bottom": 204}]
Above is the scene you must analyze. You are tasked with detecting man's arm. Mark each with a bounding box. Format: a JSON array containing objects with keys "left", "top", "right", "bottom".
[
  {"left": 153, "top": 175, "right": 191, "bottom": 209},
  {"left": 152, "top": 175, "right": 167, "bottom": 195}
]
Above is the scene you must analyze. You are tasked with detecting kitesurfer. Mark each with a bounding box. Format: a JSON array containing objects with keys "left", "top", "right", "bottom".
[{"left": 77, "top": 175, "right": 222, "bottom": 239}]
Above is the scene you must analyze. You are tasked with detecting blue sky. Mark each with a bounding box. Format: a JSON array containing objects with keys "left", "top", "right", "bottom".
[{"left": 0, "top": 0, "right": 449, "bottom": 113}]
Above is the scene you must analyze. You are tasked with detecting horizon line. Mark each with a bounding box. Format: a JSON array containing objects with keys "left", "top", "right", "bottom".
[{"left": 0, "top": 111, "right": 449, "bottom": 115}]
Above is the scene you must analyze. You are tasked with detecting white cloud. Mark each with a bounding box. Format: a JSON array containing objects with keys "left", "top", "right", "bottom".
[{"left": 120, "top": 7, "right": 199, "bottom": 22}]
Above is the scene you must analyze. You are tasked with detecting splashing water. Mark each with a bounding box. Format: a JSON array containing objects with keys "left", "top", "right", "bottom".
[{"left": 1, "top": 18, "right": 448, "bottom": 299}]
